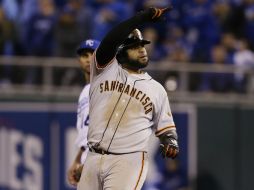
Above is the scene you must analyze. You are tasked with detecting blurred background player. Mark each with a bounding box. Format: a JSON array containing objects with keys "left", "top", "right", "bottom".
[{"left": 67, "top": 39, "right": 100, "bottom": 187}]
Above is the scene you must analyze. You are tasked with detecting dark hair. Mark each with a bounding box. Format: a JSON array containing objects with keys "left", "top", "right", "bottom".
[
  {"left": 116, "top": 48, "right": 128, "bottom": 63},
  {"left": 78, "top": 48, "right": 94, "bottom": 56}
]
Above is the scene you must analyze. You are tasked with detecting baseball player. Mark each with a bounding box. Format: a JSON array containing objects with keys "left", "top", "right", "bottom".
[
  {"left": 67, "top": 39, "right": 100, "bottom": 187},
  {"left": 78, "top": 6, "right": 179, "bottom": 190}
]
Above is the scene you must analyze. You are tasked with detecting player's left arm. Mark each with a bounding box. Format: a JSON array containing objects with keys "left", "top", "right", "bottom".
[
  {"left": 68, "top": 87, "right": 89, "bottom": 186},
  {"left": 67, "top": 148, "right": 84, "bottom": 186},
  {"left": 154, "top": 91, "right": 179, "bottom": 159}
]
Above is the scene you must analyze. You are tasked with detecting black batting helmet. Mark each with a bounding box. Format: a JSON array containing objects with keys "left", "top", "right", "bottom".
[{"left": 116, "top": 29, "right": 150, "bottom": 62}]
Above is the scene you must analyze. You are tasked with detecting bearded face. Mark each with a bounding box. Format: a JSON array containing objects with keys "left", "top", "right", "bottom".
[{"left": 124, "top": 44, "right": 149, "bottom": 70}]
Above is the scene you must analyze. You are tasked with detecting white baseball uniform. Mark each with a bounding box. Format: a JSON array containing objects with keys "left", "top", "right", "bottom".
[
  {"left": 77, "top": 55, "right": 176, "bottom": 190},
  {"left": 75, "top": 83, "right": 90, "bottom": 164}
]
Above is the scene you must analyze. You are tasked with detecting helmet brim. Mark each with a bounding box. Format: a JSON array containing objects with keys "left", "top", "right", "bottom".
[
  {"left": 76, "top": 48, "right": 94, "bottom": 55},
  {"left": 123, "top": 39, "right": 151, "bottom": 49}
]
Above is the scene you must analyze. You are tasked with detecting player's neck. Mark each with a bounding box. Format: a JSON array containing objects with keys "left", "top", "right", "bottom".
[
  {"left": 124, "top": 67, "right": 142, "bottom": 74},
  {"left": 122, "top": 65, "right": 142, "bottom": 74}
]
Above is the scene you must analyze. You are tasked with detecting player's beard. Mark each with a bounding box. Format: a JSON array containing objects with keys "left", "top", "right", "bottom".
[{"left": 126, "top": 56, "right": 149, "bottom": 70}]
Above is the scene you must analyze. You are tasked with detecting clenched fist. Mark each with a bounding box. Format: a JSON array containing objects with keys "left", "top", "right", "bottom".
[
  {"left": 141, "top": 6, "right": 173, "bottom": 22},
  {"left": 67, "top": 162, "right": 84, "bottom": 186},
  {"left": 159, "top": 130, "right": 179, "bottom": 159}
]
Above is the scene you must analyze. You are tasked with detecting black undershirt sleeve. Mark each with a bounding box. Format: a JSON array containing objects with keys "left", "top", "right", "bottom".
[{"left": 96, "top": 10, "right": 152, "bottom": 66}]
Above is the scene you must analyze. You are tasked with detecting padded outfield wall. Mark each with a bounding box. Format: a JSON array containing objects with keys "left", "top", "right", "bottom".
[
  {"left": 0, "top": 102, "right": 196, "bottom": 190},
  {"left": 0, "top": 101, "right": 253, "bottom": 190}
]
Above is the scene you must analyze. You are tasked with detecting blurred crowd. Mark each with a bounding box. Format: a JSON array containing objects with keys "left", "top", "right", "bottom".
[{"left": 1, "top": 0, "right": 254, "bottom": 93}]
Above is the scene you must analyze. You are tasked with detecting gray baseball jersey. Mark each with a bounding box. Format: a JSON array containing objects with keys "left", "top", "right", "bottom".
[{"left": 87, "top": 56, "right": 175, "bottom": 153}]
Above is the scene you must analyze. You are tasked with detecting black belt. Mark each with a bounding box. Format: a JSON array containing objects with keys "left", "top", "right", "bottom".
[
  {"left": 89, "top": 147, "right": 120, "bottom": 155},
  {"left": 89, "top": 147, "right": 142, "bottom": 155},
  {"left": 89, "top": 146, "right": 146, "bottom": 155}
]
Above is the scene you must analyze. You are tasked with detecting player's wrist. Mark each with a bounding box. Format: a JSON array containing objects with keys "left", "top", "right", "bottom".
[{"left": 159, "top": 129, "right": 178, "bottom": 143}]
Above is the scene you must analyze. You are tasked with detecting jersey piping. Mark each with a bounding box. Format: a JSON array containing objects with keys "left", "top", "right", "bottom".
[
  {"left": 106, "top": 78, "right": 147, "bottom": 152},
  {"left": 155, "top": 125, "right": 176, "bottom": 136},
  {"left": 95, "top": 75, "right": 128, "bottom": 148},
  {"left": 106, "top": 93, "right": 132, "bottom": 152},
  {"left": 134, "top": 152, "right": 145, "bottom": 190}
]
